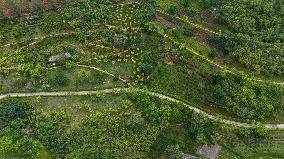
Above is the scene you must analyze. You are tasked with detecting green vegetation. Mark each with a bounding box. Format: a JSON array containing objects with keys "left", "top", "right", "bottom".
[
  {"left": 2, "top": 0, "right": 70, "bottom": 16},
  {"left": 1, "top": 94, "right": 157, "bottom": 158},
  {"left": 2, "top": 92, "right": 283, "bottom": 158},
  {"left": 210, "top": 70, "right": 282, "bottom": 121},
  {"left": 218, "top": 0, "right": 284, "bottom": 76},
  {"left": 0, "top": 0, "right": 284, "bottom": 158}
]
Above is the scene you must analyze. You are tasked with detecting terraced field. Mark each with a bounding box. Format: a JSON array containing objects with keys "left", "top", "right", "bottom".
[{"left": 0, "top": 0, "right": 283, "bottom": 158}]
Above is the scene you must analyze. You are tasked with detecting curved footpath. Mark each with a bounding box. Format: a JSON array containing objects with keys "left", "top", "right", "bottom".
[
  {"left": 1, "top": 22, "right": 282, "bottom": 86},
  {"left": 0, "top": 1, "right": 139, "bottom": 48},
  {"left": 2, "top": 64, "right": 128, "bottom": 83},
  {"left": 156, "top": 9, "right": 284, "bottom": 86},
  {"left": 157, "top": 9, "right": 221, "bottom": 36},
  {"left": 157, "top": 9, "right": 282, "bottom": 48},
  {"left": 76, "top": 64, "right": 128, "bottom": 83},
  {"left": 157, "top": 31, "right": 284, "bottom": 86},
  {"left": 0, "top": 88, "right": 283, "bottom": 130}
]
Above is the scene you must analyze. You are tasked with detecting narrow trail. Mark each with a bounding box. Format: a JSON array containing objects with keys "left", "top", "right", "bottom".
[
  {"left": 0, "top": 88, "right": 283, "bottom": 130},
  {"left": 157, "top": 31, "right": 284, "bottom": 86},
  {"left": 157, "top": 9, "right": 281, "bottom": 49},
  {"left": 0, "top": 1, "right": 141, "bottom": 48},
  {"left": 0, "top": 24, "right": 140, "bottom": 50},
  {"left": 156, "top": 10, "right": 284, "bottom": 85},
  {"left": 1, "top": 4, "right": 280, "bottom": 86},
  {"left": 46, "top": 64, "right": 129, "bottom": 83},
  {"left": 157, "top": 9, "right": 222, "bottom": 36},
  {"left": 1, "top": 63, "right": 128, "bottom": 83},
  {"left": 0, "top": 2, "right": 283, "bottom": 131},
  {"left": 0, "top": 31, "right": 76, "bottom": 49},
  {"left": 76, "top": 64, "right": 128, "bottom": 83}
]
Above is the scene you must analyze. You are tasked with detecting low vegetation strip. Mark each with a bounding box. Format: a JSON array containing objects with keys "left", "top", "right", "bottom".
[
  {"left": 76, "top": 64, "right": 128, "bottom": 83},
  {"left": 0, "top": 88, "right": 283, "bottom": 130},
  {"left": 0, "top": 23, "right": 140, "bottom": 49},
  {"left": 156, "top": 9, "right": 221, "bottom": 36},
  {"left": 157, "top": 30, "right": 284, "bottom": 86},
  {"left": 1, "top": 64, "right": 127, "bottom": 83},
  {"left": 157, "top": 8, "right": 281, "bottom": 48}
]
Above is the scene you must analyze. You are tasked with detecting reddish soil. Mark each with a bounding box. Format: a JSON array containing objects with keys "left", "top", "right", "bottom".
[
  {"left": 155, "top": 10, "right": 237, "bottom": 67},
  {"left": 194, "top": 30, "right": 210, "bottom": 45},
  {"left": 200, "top": 10, "right": 223, "bottom": 29},
  {"left": 194, "top": 29, "right": 230, "bottom": 64},
  {"left": 177, "top": 10, "right": 185, "bottom": 17},
  {"left": 0, "top": 0, "right": 73, "bottom": 17},
  {"left": 155, "top": 14, "right": 178, "bottom": 28},
  {"left": 164, "top": 56, "right": 174, "bottom": 65},
  {"left": 163, "top": 51, "right": 179, "bottom": 65}
]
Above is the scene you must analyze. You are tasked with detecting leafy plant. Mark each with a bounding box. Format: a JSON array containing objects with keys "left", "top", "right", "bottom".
[
  {"left": 168, "top": 4, "right": 178, "bottom": 15},
  {"left": 209, "top": 48, "right": 218, "bottom": 58},
  {"left": 182, "top": 0, "right": 190, "bottom": 8},
  {"left": 0, "top": 99, "right": 28, "bottom": 123},
  {"left": 53, "top": 72, "right": 69, "bottom": 86}
]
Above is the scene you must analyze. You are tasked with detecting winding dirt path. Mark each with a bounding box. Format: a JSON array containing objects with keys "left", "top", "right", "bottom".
[
  {"left": 0, "top": 1, "right": 141, "bottom": 48},
  {"left": 0, "top": 24, "right": 140, "bottom": 50},
  {"left": 1, "top": 3, "right": 281, "bottom": 86},
  {"left": 157, "top": 9, "right": 221, "bottom": 36},
  {"left": 157, "top": 31, "right": 284, "bottom": 86},
  {"left": 157, "top": 9, "right": 283, "bottom": 84},
  {"left": 76, "top": 64, "right": 128, "bottom": 83},
  {"left": 0, "top": 2, "right": 283, "bottom": 131},
  {"left": 0, "top": 88, "right": 283, "bottom": 130},
  {"left": 157, "top": 9, "right": 281, "bottom": 49},
  {"left": 1, "top": 64, "right": 128, "bottom": 83}
]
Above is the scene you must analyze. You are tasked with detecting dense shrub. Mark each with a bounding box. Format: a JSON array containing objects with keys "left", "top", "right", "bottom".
[
  {"left": 53, "top": 72, "right": 69, "bottom": 86},
  {"left": 209, "top": 48, "right": 218, "bottom": 58},
  {"left": 252, "top": 122, "right": 268, "bottom": 138},
  {"left": 199, "top": 0, "right": 214, "bottom": 9},
  {"left": 129, "top": 89, "right": 161, "bottom": 123},
  {"left": 18, "top": 63, "right": 44, "bottom": 78},
  {"left": 30, "top": 110, "right": 70, "bottom": 157},
  {"left": 171, "top": 28, "right": 183, "bottom": 39},
  {"left": 66, "top": 112, "right": 157, "bottom": 159},
  {"left": 218, "top": 0, "right": 284, "bottom": 76},
  {"left": 182, "top": 0, "right": 190, "bottom": 8},
  {"left": 29, "top": 107, "right": 158, "bottom": 158},
  {"left": 168, "top": 4, "right": 178, "bottom": 15},
  {"left": 0, "top": 99, "right": 28, "bottom": 123},
  {"left": 18, "top": 137, "right": 44, "bottom": 159},
  {"left": 139, "top": 63, "right": 153, "bottom": 76},
  {"left": 211, "top": 70, "right": 282, "bottom": 121}
]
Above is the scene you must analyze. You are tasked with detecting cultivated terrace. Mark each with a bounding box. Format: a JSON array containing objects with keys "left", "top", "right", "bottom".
[{"left": 0, "top": 0, "right": 284, "bottom": 158}]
